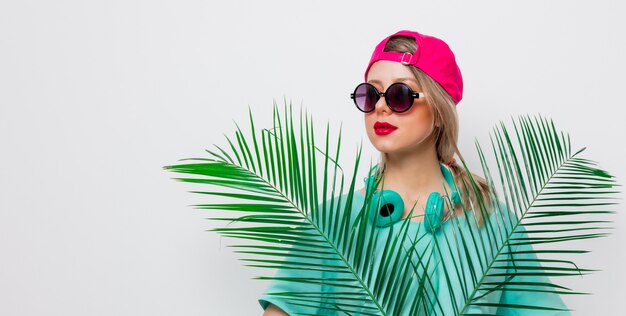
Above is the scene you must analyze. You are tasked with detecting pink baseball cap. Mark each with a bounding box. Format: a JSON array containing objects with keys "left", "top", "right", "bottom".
[{"left": 364, "top": 30, "right": 463, "bottom": 104}]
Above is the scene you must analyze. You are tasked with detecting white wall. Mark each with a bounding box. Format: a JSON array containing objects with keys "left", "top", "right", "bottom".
[{"left": 1, "top": 0, "right": 624, "bottom": 315}]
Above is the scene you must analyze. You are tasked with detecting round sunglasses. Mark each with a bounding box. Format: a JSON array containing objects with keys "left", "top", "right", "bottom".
[{"left": 350, "top": 82, "right": 425, "bottom": 113}]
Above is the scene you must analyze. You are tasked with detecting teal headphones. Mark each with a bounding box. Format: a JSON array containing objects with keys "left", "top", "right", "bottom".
[{"left": 364, "top": 163, "right": 462, "bottom": 233}]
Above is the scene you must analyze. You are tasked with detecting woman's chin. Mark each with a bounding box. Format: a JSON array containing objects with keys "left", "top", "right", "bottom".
[{"left": 372, "top": 142, "right": 403, "bottom": 155}]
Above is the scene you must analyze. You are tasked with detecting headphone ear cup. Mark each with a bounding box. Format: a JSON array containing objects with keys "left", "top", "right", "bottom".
[
  {"left": 451, "top": 191, "right": 461, "bottom": 206},
  {"left": 368, "top": 189, "right": 404, "bottom": 228},
  {"left": 424, "top": 192, "right": 444, "bottom": 233},
  {"left": 440, "top": 163, "right": 461, "bottom": 207}
]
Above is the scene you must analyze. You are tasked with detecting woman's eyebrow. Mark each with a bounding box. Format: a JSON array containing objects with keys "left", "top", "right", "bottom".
[
  {"left": 396, "top": 77, "right": 418, "bottom": 83},
  {"left": 368, "top": 77, "right": 418, "bottom": 84}
]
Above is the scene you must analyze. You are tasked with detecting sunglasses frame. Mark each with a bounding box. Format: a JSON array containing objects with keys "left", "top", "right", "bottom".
[{"left": 350, "top": 82, "right": 425, "bottom": 113}]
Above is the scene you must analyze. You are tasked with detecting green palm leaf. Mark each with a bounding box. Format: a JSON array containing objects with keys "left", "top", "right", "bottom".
[
  {"left": 164, "top": 102, "right": 617, "bottom": 315},
  {"left": 446, "top": 115, "right": 618, "bottom": 315}
]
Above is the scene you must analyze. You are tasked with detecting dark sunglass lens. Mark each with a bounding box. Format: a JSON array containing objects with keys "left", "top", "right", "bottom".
[
  {"left": 354, "top": 84, "right": 378, "bottom": 112},
  {"left": 387, "top": 83, "right": 413, "bottom": 112}
]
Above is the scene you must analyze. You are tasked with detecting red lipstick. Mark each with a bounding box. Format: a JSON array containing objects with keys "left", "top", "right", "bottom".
[{"left": 374, "top": 121, "right": 397, "bottom": 135}]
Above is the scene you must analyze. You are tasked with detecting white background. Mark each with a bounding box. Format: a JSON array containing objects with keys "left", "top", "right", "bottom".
[{"left": 1, "top": 0, "right": 625, "bottom": 315}]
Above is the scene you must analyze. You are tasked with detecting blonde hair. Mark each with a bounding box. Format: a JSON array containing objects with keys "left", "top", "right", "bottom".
[{"left": 375, "top": 36, "right": 492, "bottom": 223}]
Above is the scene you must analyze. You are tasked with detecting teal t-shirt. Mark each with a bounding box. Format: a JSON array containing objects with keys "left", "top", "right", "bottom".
[{"left": 258, "top": 190, "right": 571, "bottom": 315}]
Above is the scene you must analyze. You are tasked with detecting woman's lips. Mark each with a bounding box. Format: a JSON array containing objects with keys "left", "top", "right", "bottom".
[{"left": 374, "top": 121, "right": 397, "bottom": 135}]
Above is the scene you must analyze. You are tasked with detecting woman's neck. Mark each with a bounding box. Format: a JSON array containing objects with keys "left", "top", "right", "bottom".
[{"left": 381, "top": 145, "right": 445, "bottom": 197}]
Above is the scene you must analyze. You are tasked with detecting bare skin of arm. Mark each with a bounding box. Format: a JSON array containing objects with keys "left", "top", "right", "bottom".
[{"left": 262, "top": 303, "right": 288, "bottom": 316}]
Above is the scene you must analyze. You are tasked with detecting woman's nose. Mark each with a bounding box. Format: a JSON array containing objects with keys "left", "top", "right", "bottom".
[{"left": 374, "top": 96, "right": 390, "bottom": 114}]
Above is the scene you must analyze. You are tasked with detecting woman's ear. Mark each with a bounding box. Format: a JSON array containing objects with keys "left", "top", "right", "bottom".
[{"left": 434, "top": 113, "right": 444, "bottom": 128}]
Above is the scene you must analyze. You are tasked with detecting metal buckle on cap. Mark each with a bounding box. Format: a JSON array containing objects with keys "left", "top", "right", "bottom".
[{"left": 400, "top": 52, "right": 413, "bottom": 65}]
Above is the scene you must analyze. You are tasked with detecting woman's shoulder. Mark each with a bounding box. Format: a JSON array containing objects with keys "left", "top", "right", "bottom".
[
  {"left": 313, "top": 188, "right": 367, "bottom": 213},
  {"left": 356, "top": 186, "right": 366, "bottom": 196},
  {"left": 486, "top": 200, "right": 519, "bottom": 225},
  {"left": 444, "top": 199, "right": 517, "bottom": 233},
  {"left": 315, "top": 188, "right": 367, "bottom": 221},
  {"left": 329, "top": 187, "right": 367, "bottom": 201}
]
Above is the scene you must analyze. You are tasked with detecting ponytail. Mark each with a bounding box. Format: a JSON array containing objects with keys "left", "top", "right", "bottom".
[{"left": 446, "top": 156, "right": 492, "bottom": 227}]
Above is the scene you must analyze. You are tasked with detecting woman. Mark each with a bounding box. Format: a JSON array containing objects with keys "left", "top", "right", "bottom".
[{"left": 259, "top": 30, "right": 570, "bottom": 315}]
